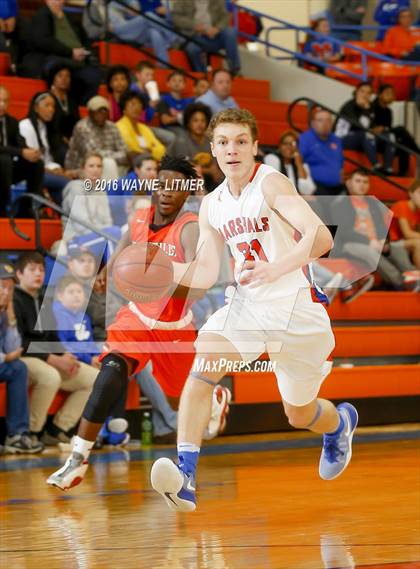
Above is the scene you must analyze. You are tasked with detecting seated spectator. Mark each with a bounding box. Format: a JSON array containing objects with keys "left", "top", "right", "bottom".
[
  {"left": 373, "top": 84, "right": 420, "bottom": 176},
  {"left": 264, "top": 130, "right": 316, "bottom": 196},
  {"left": 194, "top": 77, "right": 210, "bottom": 98},
  {"left": 52, "top": 276, "right": 100, "bottom": 369},
  {"left": 196, "top": 69, "right": 238, "bottom": 114},
  {"left": 47, "top": 63, "right": 80, "bottom": 148},
  {"left": 0, "top": 263, "right": 43, "bottom": 454},
  {"left": 383, "top": 8, "right": 420, "bottom": 60},
  {"left": 329, "top": 0, "right": 367, "bottom": 41},
  {"left": 168, "top": 102, "right": 222, "bottom": 187},
  {"left": 116, "top": 92, "right": 166, "bottom": 162},
  {"left": 389, "top": 179, "right": 420, "bottom": 269},
  {"left": 21, "top": 0, "right": 102, "bottom": 105},
  {"left": 299, "top": 108, "right": 344, "bottom": 196},
  {"left": 374, "top": 0, "right": 410, "bottom": 41},
  {"left": 0, "top": 0, "right": 17, "bottom": 54},
  {"left": 335, "top": 82, "right": 395, "bottom": 173},
  {"left": 19, "top": 91, "right": 77, "bottom": 203},
  {"left": 106, "top": 65, "right": 131, "bottom": 122},
  {"left": 171, "top": 0, "right": 241, "bottom": 75},
  {"left": 157, "top": 71, "right": 194, "bottom": 134},
  {"left": 109, "top": 154, "right": 158, "bottom": 227},
  {"left": 65, "top": 95, "right": 129, "bottom": 179},
  {"left": 131, "top": 61, "right": 175, "bottom": 147},
  {"left": 61, "top": 153, "right": 122, "bottom": 259},
  {"left": 303, "top": 18, "right": 342, "bottom": 73},
  {"left": 331, "top": 169, "right": 409, "bottom": 290},
  {"left": 13, "top": 251, "right": 97, "bottom": 446},
  {"left": 83, "top": 0, "right": 177, "bottom": 66},
  {"left": 0, "top": 85, "right": 44, "bottom": 218},
  {"left": 66, "top": 248, "right": 121, "bottom": 342}
]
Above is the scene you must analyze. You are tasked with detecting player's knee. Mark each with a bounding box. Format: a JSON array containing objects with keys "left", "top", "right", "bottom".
[{"left": 83, "top": 353, "right": 128, "bottom": 424}]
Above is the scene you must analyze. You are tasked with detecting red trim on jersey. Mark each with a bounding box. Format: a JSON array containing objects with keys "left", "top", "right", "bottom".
[{"left": 249, "top": 162, "right": 261, "bottom": 183}]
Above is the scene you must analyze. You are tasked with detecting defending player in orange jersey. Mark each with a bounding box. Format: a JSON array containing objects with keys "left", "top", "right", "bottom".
[{"left": 47, "top": 156, "right": 231, "bottom": 491}]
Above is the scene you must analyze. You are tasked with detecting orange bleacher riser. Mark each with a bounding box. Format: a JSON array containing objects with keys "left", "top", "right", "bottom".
[
  {"left": 96, "top": 41, "right": 151, "bottom": 68},
  {"left": 0, "top": 76, "right": 47, "bottom": 101},
  {"left": 7, "top": 100, "right": 29, "bottom": 120},
  {"left": 325, "top": 63, "right": 364, "bottom": 87},
  {"left": 343, "top": 41, "right": 384, "bottom": 62},
  {"left": 233, "top": 364, "right": 420, "bottom": 404},
  {"left": 328, "top": 291, "right": 420, "bottom": 321},
  {"left": 343, "top": 151, "right": 415, "bottom": 179},
  {"left": 368, "top": 176, "right": 409, "bottom": 202},
  {"left": 332, "top": 324, "right": 420, "bottom": 357},
  {"left": 0, "top": 219, "right": 62, "bottom": 251}
]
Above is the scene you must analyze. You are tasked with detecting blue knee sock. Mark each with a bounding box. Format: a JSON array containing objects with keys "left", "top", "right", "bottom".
[{"left": 177, "top": 443, "right": 200, "bottom": 477}]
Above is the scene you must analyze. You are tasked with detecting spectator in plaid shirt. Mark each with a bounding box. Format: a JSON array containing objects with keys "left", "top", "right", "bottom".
[{"left": 65, "top": 96, "right": 129, "bottom": 179}]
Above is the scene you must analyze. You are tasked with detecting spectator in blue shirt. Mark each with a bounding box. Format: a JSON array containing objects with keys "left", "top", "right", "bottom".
[
  {"left": 303, "top": 18, "right": 342, "bottom": 74},
  {"left": 0, "top": 0, "right": 17, "bottom": 53},
  {"left": 374, "top": 0, "right": 410, "bottom": 40},
  {"left": 0, "top": 263, "right": 44, "bottom": 454},
  {"left": 52, "top": 275, "right": 100, "bottom": 368},
  {"left": 157, "top": 71, "right": 194, "bottom": 134},
  {"left": 299, "top": 108, "right": 345, "bottom": 196},
  {"left": 196, "top": 69, "right": 238, "bottom": 115}
]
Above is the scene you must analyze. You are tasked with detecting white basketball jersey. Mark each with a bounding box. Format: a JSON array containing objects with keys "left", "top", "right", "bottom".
[{"left": 207, "top": 163, "right": 324, "bottom": 301}]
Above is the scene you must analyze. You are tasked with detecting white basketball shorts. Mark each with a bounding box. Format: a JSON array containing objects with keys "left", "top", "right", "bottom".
[{"left": 197, "top": 287, "right": 335, "bottom": 406}]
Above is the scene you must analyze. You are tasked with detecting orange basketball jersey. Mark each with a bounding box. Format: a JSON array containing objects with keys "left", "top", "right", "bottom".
[{"left": 129, "top": 206, "right": 198, "bottom": 322}]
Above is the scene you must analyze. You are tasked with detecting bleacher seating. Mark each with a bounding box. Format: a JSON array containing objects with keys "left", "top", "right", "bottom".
[{"left": 0, "top": 28, "right": 418, "bottom": 435}]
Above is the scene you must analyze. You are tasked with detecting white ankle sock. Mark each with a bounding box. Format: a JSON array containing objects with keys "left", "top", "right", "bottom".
[
  {"left": 72, "top": 436, "right": 94, "bottom": 459},
  {"left": 177, "top": 442, "right": 200, "bottom": 454}
]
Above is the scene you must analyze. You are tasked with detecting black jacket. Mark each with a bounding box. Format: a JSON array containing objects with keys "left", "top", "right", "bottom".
[
  {"left": 335, "top": 99, "right": 375, "bottom": 138},
  {"left": 330, "top": 193, "right": 388, "bottom": 255},
  {"left": 0, "top": 114, "right": 27, "bottom": 158},
  {"left": 13, "top": 286, "right": 64, "bottom": 360},
  {"left": 372, "top": 98, "right": 393, "bottom": 129},
  {"left": 28, "top": 5, "right": 90, "bottom": 58}
]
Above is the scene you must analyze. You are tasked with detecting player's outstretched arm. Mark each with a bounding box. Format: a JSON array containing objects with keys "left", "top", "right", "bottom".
[
  {"left": 172, "top": 196, "right": 225, "bottom": 290},
  {"left": 240, "top": 172, "right": 333, "bottom": 286}
]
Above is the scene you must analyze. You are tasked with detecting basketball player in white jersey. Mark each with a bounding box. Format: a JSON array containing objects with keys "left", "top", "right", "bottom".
[{"left": 151, "top": 109, "right": 358, "bottom": 512}]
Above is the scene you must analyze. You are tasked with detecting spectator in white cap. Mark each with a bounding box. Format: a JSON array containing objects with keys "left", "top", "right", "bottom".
[{"left": 65, "top": 95, "right": 129, "bottom": 179}]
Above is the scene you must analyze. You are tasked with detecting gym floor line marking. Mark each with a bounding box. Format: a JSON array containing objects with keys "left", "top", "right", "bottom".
[{"left": 0, "top": 429, "right": 418, "bottom": 474}]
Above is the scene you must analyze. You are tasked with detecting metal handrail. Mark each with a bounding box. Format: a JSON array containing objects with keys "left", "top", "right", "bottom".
[
  {"left": 9, "top": 194, "right": 120, "bottom": 253},
  {"left": 287, "top": 97, "right": 416, "bottom": 194},
  {"left": 227, "top": 3, "right": 419, "bottom": 81}
]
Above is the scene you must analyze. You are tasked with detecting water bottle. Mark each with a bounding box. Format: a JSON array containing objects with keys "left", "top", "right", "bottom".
[{"left": 141, "top": 411, "right": 153, "bottom": 447}]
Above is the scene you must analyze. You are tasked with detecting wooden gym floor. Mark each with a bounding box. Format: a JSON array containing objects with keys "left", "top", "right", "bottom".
[{"left": 0, "top": 426, "right": 419, "bottom": 569}]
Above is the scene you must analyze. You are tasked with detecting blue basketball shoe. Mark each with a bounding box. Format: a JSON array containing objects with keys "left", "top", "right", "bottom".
[
  {"left": 151, "top": 457, "right": 196, "bottom": 512},
  {"left": 319, "top": 403, "right": 358, "bottom": 480}
]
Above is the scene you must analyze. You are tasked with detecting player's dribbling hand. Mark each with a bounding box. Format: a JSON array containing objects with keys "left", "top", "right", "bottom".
[{"left": 239, "top": 261, "right": 281, "bottom": 287}]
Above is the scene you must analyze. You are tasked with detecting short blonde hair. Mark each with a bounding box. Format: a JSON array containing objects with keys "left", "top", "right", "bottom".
[{"left": 207, "top": 108, "right": 258, "bottom": 142}]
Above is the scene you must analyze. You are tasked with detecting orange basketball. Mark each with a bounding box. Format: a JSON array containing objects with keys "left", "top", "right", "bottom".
[{"left": 112, "top": 243, "right": 174, "bottom": 303}]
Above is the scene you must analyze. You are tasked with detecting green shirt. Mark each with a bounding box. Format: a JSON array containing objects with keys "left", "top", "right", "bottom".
[{"left": 54, "top": 14, "right": 82, "bottom": 50}]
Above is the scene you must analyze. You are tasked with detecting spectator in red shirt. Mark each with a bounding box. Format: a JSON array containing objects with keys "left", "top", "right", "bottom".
[
  {"left": 383, "top": 9, "right": 420, "bottom": 60},
  {"left": 389, "top": 179, "right": 420, "bottom": 268}
]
